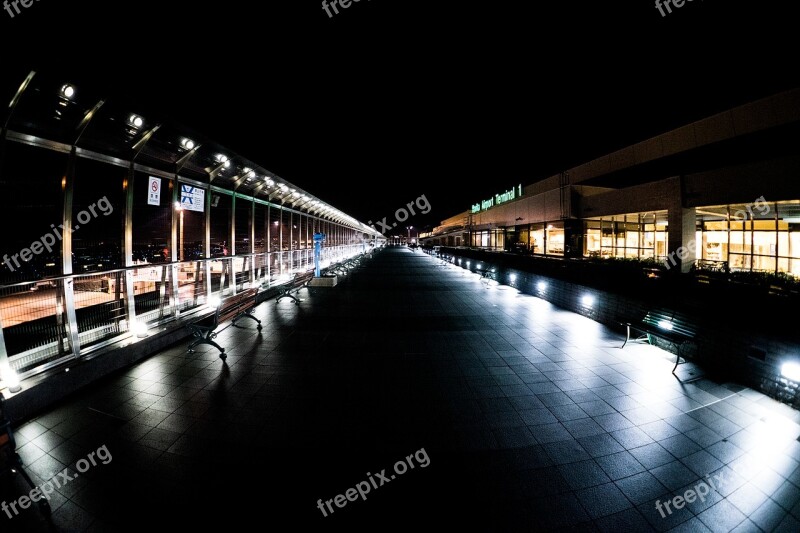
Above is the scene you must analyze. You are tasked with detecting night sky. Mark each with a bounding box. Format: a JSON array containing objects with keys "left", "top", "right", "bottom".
[{"left": 2, "top": 0, "right": 798, "bottom": 233}]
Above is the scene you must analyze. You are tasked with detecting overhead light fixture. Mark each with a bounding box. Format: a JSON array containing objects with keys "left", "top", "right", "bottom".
[
  {"left": 581, "top": 295, "right": 594, "bottom": 307},
  {"left": 61, "top": 84, "right": 75, "bottom": 99},
  {"left": 215, "top": 154, "right": 230, "bottom": 168},
  {"left": 658, "top": 320, "right": 674, "bottom": 331},
  {"left": 181, "top": 138, "right": 195, "bottom": 150},
  {"left": 537, "top": 281, "right": 547, "bottom": 291},
  {"left": 129, "top": 114, "right": 144, "bottom": 128}
]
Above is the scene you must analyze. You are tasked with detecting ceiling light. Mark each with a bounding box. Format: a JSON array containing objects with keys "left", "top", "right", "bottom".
[{"left": 129, "top": 114, "right": 144, "bottom": 128}]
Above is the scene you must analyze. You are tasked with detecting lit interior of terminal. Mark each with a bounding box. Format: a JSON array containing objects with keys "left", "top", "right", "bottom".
[{"left": 421, "top": 89, "right": 800, "bottom": 278}]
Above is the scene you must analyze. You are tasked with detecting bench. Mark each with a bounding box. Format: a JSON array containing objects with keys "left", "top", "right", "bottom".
[
  {"left": 187, "top": 287, "right": 261, "bottom": 359},
  {"left": 276, "top": 270, "right": 315, "bottom": 304},
  {"left": 475, "top": 267, "right": 497, "bottom": 285},
  {"left": 620, "top": 310, "right": 698, "bottom": 373}
]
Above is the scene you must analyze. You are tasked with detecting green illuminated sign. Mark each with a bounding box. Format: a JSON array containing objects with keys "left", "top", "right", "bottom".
[{"left": 471, "top": 184, "right": 522, "bottom": 213}]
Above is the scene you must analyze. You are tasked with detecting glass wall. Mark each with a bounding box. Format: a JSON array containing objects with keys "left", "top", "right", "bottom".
[
  {"left": 0, "top": 136, "right": 369, "bottom": 381},
  {"left": 591, "top": 203, "right": 800, "bottom": 276},
  {"left": 698, "top": 201, "right": 800, "bottom": 275},
  {"left": 584, "top": 212, "right": 667, "bottom": 259},
  {"left": 470, "top": 229, "right": 505, "bottom": 250}
]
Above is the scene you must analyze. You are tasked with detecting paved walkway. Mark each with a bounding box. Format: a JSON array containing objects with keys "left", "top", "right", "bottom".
[{"left": 3, "top": 247, "right": 800, "bottom": 532}]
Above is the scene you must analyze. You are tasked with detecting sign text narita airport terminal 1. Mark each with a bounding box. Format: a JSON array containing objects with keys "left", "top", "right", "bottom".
[{"left": 471, "top": 184, "right": 523, "bottom": 214}]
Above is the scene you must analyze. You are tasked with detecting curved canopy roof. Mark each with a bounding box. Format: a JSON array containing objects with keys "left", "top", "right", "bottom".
[{"left": 1, "top": 71, "right": 382, "bottom": 238}]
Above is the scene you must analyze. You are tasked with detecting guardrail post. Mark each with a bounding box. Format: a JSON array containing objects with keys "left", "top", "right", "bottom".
[{"left": 0, "top": 314, "right": 12, "bottom": 379}]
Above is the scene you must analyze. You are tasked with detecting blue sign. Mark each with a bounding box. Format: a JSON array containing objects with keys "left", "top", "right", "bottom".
[{"left": 180, "top": 185, "right": 205, "bottom": 212}]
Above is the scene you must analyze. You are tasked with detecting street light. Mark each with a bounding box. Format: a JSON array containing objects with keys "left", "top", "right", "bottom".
[{"left": 407, "top": 226, "right": 413, "bottom": 245}]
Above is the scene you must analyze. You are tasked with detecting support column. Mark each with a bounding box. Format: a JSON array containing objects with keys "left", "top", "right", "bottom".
[
  {"left": 667, "top": 206, "right": 697, "bottom": 274},
  {"left": 204, "top": 184, "right": 212, "bottom": 300},
  {"left": 123, "top": 167, "right": 136, "bottom": 330},
  {"left": 250, "top": 197, "right": 256, "bottom": 287},
  {"left": 61, "top": 149, "right": 81, "bottom": 357},
  {"left": 279, "top": 204, "right": 284, "bottom": 276},
  {"left": 170, "top": 178, "right": 180, "bottom": 314}
]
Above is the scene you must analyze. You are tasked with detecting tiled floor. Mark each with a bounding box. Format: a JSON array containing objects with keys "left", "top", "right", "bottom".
[{"left": 2, "top": 247, "right": 800, "bottom": 532}]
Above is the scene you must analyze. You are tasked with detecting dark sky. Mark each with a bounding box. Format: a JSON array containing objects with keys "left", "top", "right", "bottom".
[{"left": 2, "top": 0, "right": 798, "bottom": 233}]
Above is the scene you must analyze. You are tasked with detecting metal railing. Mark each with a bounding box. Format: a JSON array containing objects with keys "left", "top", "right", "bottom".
[{"left": 0, "top": 244, "right": 366, "bottom": 381}]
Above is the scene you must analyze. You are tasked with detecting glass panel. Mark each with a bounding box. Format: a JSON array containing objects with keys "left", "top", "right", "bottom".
[
  {"left": 254, "top": 203, "right": 267, "bottom": 254},
  {"left": 235, "top": 197, "right": 252, "bottom": 256},
  {"left": 546, "top": 224, "right": 564, "bottom": 256},
  {"left": 730, "top": 253, "right": 751, "bottom": 271},
  {"left": 178, "top": 192, "right": 205, "bottom": 261},
  {"left": 210, "top": 192, "right": 231, "bottom": 258},
  {"left": 0, "top": 279, "right": 71, "bottom": 373},
  {"left": 0, "top": 142, "right": 66, "bottom": 284},
  {"left": 530, "top": 224, "right": 545, "bottom": 255},
  {"left": 753, "top": 255, "right": 775, "bottom": 273},
  {"left": 753, "top": 230, "right": 776, "bottom": 261},
  {"left": 72, "top": 158, "right": 125, "bottom": 272},
  {"left": 132, "top": 172, "right": 171, "bottom": 264},
  {"left": 789, "top": 231, "right": 800, "bottom": 276}
]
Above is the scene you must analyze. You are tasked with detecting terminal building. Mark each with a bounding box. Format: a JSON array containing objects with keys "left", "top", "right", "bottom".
[{"left": 421, "top": 88, "right": 800, "bottom": 276}]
